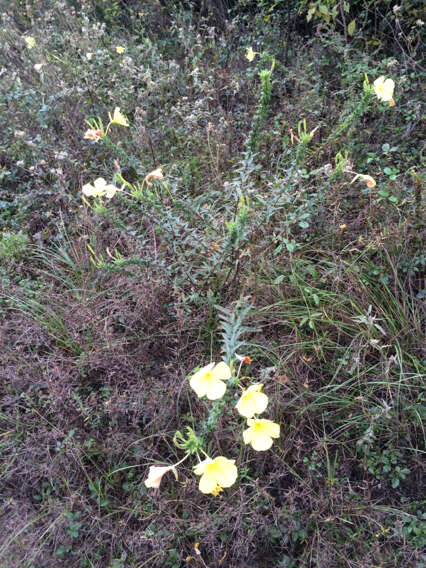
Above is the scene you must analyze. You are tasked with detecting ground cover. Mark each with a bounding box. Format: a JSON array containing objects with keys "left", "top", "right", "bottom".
[{"left": 0, "top": 1, "right": 424, "bottom": 566}]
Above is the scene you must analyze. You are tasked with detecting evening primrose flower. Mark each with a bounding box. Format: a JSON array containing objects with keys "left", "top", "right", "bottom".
[
  {"left": 84, "top": 128, "right": 104, "bottom": 142},
  {"left": 25, "top": 36, "right": 36, "bottom": 49},
  {"left": 82, "top": 178, "right": 122, "bottom": 199},
  {"left": 194, "top": 456, "right": 237, "bottom": 495},
  {"left": 373, "top": 76, "right": 395, "bottom": 106},
  {"left": 189, "top": 362, "right": 231, "bottom": 400},
  {"left": 245, "top": 47, "right": 256, "bottom": 62},
  {"left": 236, "top": 384, "right": 268, "bottom": 419},
  {"left": 116, "top": 46, "right": 125, "bottom": 54},
  {"left": 108, "top": 107, "right": 129, "bottom": 127},
  {"left": 144, "top": 465, "right": 177, "bottom": 489},
  {"left": 243, "top": 418, "right": 280, "bottom": 451}
]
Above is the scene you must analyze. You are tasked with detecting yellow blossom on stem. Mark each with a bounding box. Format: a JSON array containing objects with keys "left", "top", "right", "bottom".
[
  {"left": 245, "top": 47, "right": 256, "bottom": 62},
  {"left": 82, "top": 178, "right": 122, "bottom": 199},
  {"left": 373, "top": 76, "right": 395, "bottom": 107},
  {"left": 194, "top": 456, "right": 237, "bottom": 495},
  {"left": 108, "top": 107, "right": 129, "bottom": 127},
  {"left": 25, "top": 36, "right": 36, "bottom": 49},
  {"left": 115, "top": 46, "right": 125, "bottom": 54},
  {"left": 243, "top": 418, "right": 280, "bottom": 451},
  {"left": 236, "top": 384, "right": 268, "bottom": 418},
  {"left": 189, "top": 362, "right": 231, "bottom": 400}
]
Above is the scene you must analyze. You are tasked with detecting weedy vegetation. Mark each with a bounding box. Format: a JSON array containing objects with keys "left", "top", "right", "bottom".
[{"left": 0, "top": 0, "right": 424, "bottom": 566}]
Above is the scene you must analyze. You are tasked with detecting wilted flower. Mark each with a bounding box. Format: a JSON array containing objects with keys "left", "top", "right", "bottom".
[
  {"left": 108, "top": 107, "right": 129, "bottom": 127},
  {"left": 84, "top": 128, "right": 104, "bottom": 142},
  {"left": 243, "top": 418, "right": 280, "bottom": 451},
  {"left": 144, "top": 167, "right": 164, "bottom": 186},
  {"left": 245, "top": 47, "right": 256, "bottom": 62},
  {"left": 194, "top": 456, "right": 237, "bottom": 495},
  {"left": 25, "top": 36, "right": 36, "bottom": 49},
  {"left": 144, "top": 465, "right": 177, "bottom": 489},
  {"left": 235, "top": 353, "right": 252, "bottom": 364},
  {"left": 82, "top": 178, "right": 122, "bottom": 199},
  {"left": 373, "top": 76, "right": 395, "bottom": 106},
  {"left": 236, "top": 384, "right": 268, "bottom": 419},
  {"left": 350, "top": 173, "right": 376, "bottom": 188},
  {"left": 360, "top": 174, "right": 376, "bottom": 187},
  {"left": 116, "top": 46, "right": 125, "bottom": 54},
  {"left": 189, "top": 362, "right": 231, "bottom": 400}
]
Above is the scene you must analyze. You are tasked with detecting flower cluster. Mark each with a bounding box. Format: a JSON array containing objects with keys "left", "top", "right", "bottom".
[{"left": 144, "top": 355, "right": 280, "bottom": 497}]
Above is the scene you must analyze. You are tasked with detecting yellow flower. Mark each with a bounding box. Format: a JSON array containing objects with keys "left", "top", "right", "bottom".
[
  {"left": 243, "top": 418, "right": 280, "bottom": 451},
  {"left": 194, "top": 456, "right": 237, "bottom": 495},
  {"left": 246, "top": 47, "right": 256, "bottom": 62},
  {"left": 373, "top": 76, "right": 395, "bottom": 106},
  {"left": 25, "top": 36, "right": 36, "bottom": 49},
  {"left": 116, "top": 46, "right": 125, "bottom": 54},
  {"left": 189, "top": 362, "right": 231, "bottom": 400},
  {"left": 109, "top": 107, "right": 129, "bottom": 127},
  {"left": 236, "top": 384, "right": 268, "bottom": 418},
  {"left": 34, "top": 63, "right": 44, "bottom": 72},
  {"left": 82, "top": 177, "right": 121, "bottom": 199},
  {"left": 144, "top": 465, "right": 177, "bottom": 489}
]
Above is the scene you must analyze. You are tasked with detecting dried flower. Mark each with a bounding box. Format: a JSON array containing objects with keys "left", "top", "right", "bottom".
[
  {"left": 84, "top": 129, "right": 104, "bottom": 142},
  {"left": 144, "top": 167, "right": 164, "bottom": 186},
  {"left": 144, "top": 465, "right": 177, "bottom": 489}
]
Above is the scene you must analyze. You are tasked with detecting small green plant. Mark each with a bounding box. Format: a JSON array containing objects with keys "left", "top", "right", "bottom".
[{"left": 0, "top": 231, "right": 29, "bottom": 260}]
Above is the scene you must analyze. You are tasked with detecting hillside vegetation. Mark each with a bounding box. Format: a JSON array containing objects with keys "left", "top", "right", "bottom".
[{"left": 0, "top": 1, "right": 424, "bottom": 566}]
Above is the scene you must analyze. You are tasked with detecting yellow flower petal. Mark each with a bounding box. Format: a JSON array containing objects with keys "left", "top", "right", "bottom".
[
  {"left": 206, "top": 379, "right": 227, "bottom": 400},
  {"left": 189, "top": 363, "right": 215, "bottom": 398},
  {"left": 210, "top": 361, "right": 232, "bottom": 382}
]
